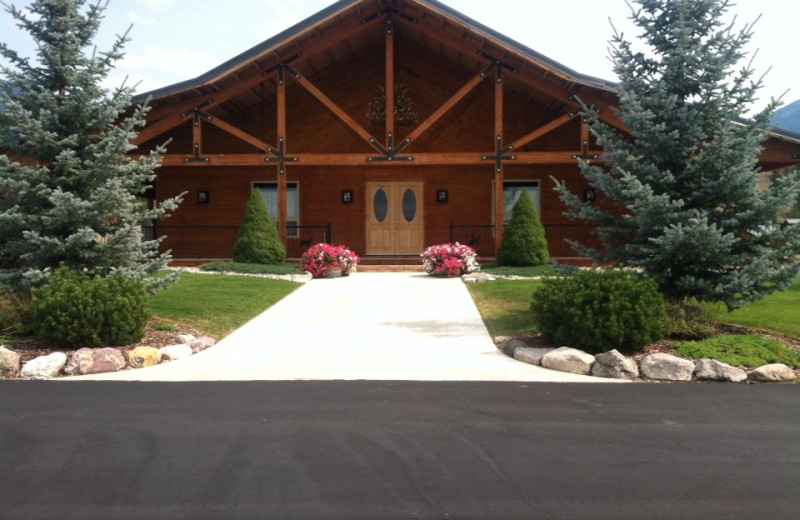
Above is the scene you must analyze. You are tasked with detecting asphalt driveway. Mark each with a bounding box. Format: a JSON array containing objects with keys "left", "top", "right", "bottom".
[{"left": 1, "top": 381, "right": 798, "bottom": 519}]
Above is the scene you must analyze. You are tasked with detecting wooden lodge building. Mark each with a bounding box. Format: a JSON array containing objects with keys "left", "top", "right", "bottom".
[{"left": 133, "top": 0, "right": 800, "bottom": 263}]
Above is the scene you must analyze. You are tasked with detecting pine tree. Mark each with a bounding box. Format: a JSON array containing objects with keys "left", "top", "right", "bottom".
[
  {"left": 232, "top": 191, "right": 285, "bottom": 264},
  {"left": 555, "top": 0, "right": 800, "bottom": 310},
  {"left": 498, "top": 189, "right": 549, "bottom": 266},
  {"left": 0, "top": 0, "right": 182, "bottom": 291}
]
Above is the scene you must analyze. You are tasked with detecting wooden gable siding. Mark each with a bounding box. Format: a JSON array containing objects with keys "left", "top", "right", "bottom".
[{"left": 140, "top": 39, "right": 582, "bottom": 157}]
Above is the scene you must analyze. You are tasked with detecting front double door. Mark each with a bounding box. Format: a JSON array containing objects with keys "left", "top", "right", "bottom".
[{"left": 365, "top": 182, "right": 424, "bottom": 255}]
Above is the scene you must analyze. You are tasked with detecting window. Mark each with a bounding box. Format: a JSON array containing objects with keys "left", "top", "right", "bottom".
[
  {"left": 254, "top": 182, "right": 299, "bottom": 237},
  {"left": 503, "top": 181, "right": 540, "bottom": 224}
]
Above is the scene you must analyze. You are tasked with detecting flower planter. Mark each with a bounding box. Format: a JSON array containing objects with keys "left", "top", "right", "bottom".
[
  {"left": 322, "top": 269, "right": 342, "bottom": 279},
  {"left": 301, "top": 243, "right": 359, "bottom": 279},
  {"left": 421, "top": 243, "right": 479, "bottom": 277}
]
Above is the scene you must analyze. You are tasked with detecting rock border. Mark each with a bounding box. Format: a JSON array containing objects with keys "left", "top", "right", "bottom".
[
  {"left": 496, "top": 336, "right": 798, "bottom": 384},
  {"left": 170, "top": 266, "right": 312, "bottom": 283},
  {"left": 2, "top": 333, "right": 218, "bottom": 380}
]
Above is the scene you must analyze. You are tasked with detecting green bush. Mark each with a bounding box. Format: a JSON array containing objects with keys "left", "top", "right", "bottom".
[
  {"left": 232, "top": 191, "right": 285, "bottom": 264},
  {"left": 27, "top": 267, "right": 149, "bottom": 348},
  {"left": 663, "top": 298, "right": 717, "bottom": 339},
  {"left": 530, "top": 269, "right": 666, "bottom": 354},
  {"left": 498, "top": 190, "right": 549, "bottom": 266},
  {"left": 674, "top": 334, "right": 800, "bottom": 369}
]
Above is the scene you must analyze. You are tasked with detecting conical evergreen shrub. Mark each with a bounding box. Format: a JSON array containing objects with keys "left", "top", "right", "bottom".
[
  {"left": 233, "top": 191, "right": 285, "bottom": 264},
  {"left": 498, "top": 190, "right": 549, "bottom": 266}
]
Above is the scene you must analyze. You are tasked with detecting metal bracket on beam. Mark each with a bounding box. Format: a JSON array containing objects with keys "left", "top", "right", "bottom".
[
  {"left": 262, "top": 53, "right": 303, "bottom": 78},
  {"left": 183, "top": 143, "right": 211, "bottom": 163},
  {"left": 483, "top": 135, "right": 516, "bottom": 173},
  {"left": 361, "top": 7, "right": 417, "bottom": 25},
  {"left": 367, "top": 155, "right": 414, "bottom": 163},
  {"left": 180, "top": 98, "right": 214, "bottom": 119},
  {"left": 572, "top": 140, "right": 601, "bottom": 161},
  {"left": 264, "top": 137, "right": 298, "bottom": 175},
  {"left": 477, "top": 51, "right": 519, "bottom": 74}
]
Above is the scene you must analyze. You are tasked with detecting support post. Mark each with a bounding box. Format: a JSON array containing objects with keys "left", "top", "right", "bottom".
[
  {"left": 494, "top": 66, "right": 505, "bottom": 255},
  {"left": 385, "top": 13, "right": 395, "bottom": 152},
  {"left": 277, "top": 66, "right": 288, "bottom": 245}
]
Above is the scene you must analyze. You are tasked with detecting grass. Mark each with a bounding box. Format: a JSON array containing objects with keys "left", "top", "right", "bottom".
[
  {"left": 467, "top": 279, "right": 542, "bottom": 337},
  {"left": 150, "top": 321, "right": 178, "bottom": 332},
  {"left": 198, "top": 261, "right": 302, "bottom": 275},
  {"left": 674, "top": 334, "right": 800, "bottom": 369},
  {"left": 709, "top": 278, "right": 800, "bottom": 338},
  {"left": 479, "top": 264, "right": 559, "bottom": 277},
  {"left": 148, "top": 273, "right": 299, "bottom": 337}
]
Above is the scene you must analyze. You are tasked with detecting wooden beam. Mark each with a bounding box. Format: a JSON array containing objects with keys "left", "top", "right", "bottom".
[
  {"left": 135, "top": 7, "right": 386, "bottom": 145},
  {"left": 397, "top": 66, "right": 493, "bottom": 152},
  {"left": 203, "top": 113, "right": 276, "bottom": 153},
  {"left": 285, "top": 65, "right": 384, "bottom": 154},
  {"left": 394, "top": 14, "right": 625, "bottom": 131},
  {"left": 385, "top": 14, "right": 395, "bottom": 149},
  {"left": 506, "top": 111, "right": 578, "bottom": 152},
  {"left": 160, "top": 151, "right": 602, "bottom": 167},
  {"left": 277, "top": 68, "right": 288, "bottom": 244},
  {"left": 192, "top": 113, "right": 202, "bottom": 157},
  {"left": 494, "top": 66, "right": 504, "bottom": 255}
]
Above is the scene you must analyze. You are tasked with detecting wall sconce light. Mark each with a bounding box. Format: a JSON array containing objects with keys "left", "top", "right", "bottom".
[
  {"left": 341, "top": 190, "right": 354, "bottom": 204},
  {"left": 584, "top": 188, "right": 596, "bottom": 203},
  {"left": 436, "top": 189, "right": 449, "bottom": 203},
  {"left": 197, "top": 190, "right": 210, "bottom": 204}
]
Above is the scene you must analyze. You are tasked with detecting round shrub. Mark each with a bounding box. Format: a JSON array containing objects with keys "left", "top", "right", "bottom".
[
  {"left": 530, "top": 269, "right": 666, "bottom": 354},
  {"left": 27, "top": 267, "right": 149, "bottom": 348},
  {"left": 498, "top": 189, "right": 549, "bottom": 266},
  {"left": 421, "top": 243, "right": 479, "bottom": 276},
  {"left": 233, "top": 190, "right": 286, "bottom": 264}
]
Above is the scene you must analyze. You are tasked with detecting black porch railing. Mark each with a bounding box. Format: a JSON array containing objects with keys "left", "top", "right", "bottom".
[
  {"left": 543, "top": 224, "right": 597, "bottom": 257},
  {"left": 449, "top": 223, "right": 496, "bottom": 257},
  {"left": 449, "top": 223, "right": 597, "bottom": 258},
  {"left": 285, "top": 224, "right": 331, "bottom": 258},
  {"left": 142, "top": 224, "right": 332, "bottom": 259}
]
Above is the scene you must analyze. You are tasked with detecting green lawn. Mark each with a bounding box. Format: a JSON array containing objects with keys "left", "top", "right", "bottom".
[
  {"left": 148, "top": 273, "right": 300, "bottom": 337},
  {"left": 710, "top": 278, "right": 800, "bottom": 338},
  {"left": 479, "top": 264, "right": 559, "bottom": 277},
  {"left": 467, "top": 280, "right": 542, "bottom": 337},
  {"left": 674, "top": 334, "right": 800, "bottom": 369},
  {"left": 198, "top": 261, "right": 302, "bottom": 275}
]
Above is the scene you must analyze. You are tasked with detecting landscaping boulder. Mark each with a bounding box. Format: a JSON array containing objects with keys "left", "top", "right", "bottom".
[
  {"left": 159, "top": 344, "right": 193, "bottom": 362},
  {"left": 126, "top": 347, "right": 160, "bottom": 369},
  {"left": 591, "top": 349, "right": 639, "bottom": 380},
  {"left": 514, "top": 347, "right": 554, "bottom": 366},
  {"left": 191, "top": 336, "right": 217, "bottom": 353},
  {"left": 0, "top": 347, "right": 21, "bottom": 378},
  {"left": 541, "top": 347, "right": 595, "bottom": 375},
  {"left": 500, "top": 338, "right": 527, "bottom": 357},
  {"left": 748, "top": 363, "right": 796, "bottom": 383},
  {"left": 176, "top": 334, "right": 196, "bottom": 345},
  {"left": 640, "top": 353, "right": 695, "bottom": 381},
  {"left": 695, "top": 358, "right": 747, "bottom": 383},
  {"left": 64, "top": 348, "right": 126, "bottom": 376},
  {"left": 462, "top": 273, "right": 495, "bottom": 284},
  {"left": 20, "top": 352, "right": 67, "bottom": 379}
]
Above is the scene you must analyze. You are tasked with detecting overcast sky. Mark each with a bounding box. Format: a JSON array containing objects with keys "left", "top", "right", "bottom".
[{"left": 1, "top": 0, "right": 798, "bottom": 107}]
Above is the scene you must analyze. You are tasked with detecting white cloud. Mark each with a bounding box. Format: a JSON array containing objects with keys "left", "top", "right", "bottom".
[
  {"left": 137, "top": 0, "right": 184, "bottom": 12},
  {"left": 126, "top": 10, "right": 156, "bottom": 27}
]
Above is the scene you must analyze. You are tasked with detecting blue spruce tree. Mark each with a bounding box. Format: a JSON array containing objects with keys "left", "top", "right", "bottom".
[
  {"left": 556, "top": 0, "right": 800, "bottom": 310},
  {"left": 0, "top": 0, "right": 183, "bottom": 291}
]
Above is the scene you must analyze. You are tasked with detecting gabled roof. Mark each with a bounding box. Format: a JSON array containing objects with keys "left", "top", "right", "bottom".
[{"left": 132, "top": 0, "right": 617, "bottom": 105}]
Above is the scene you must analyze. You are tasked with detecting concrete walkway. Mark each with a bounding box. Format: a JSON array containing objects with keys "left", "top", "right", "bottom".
[{"left": 76, "top": 273, "right": 615, "bottom": 382}]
